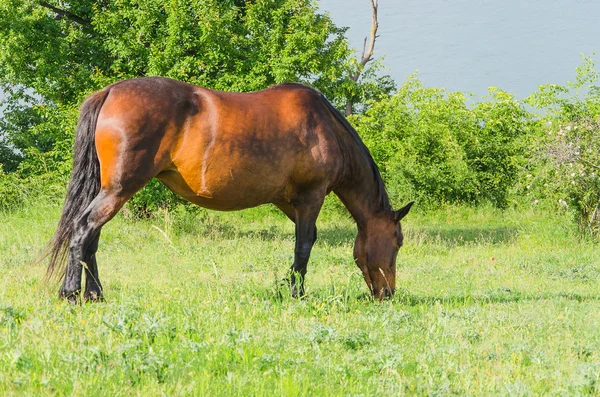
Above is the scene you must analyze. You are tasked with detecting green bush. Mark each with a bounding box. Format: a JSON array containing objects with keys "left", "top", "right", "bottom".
[
  {"left": 125, "top": 179, "right": 185, "bottom": 219},
  {"left": 0, "top": 102, "right": 78, "bottom": 212},
  {"left": 352, "top": 76, "right": 532, "bottom": 208},
  {"left": 0, "top": 166, "right": 29, "bottom": 212},
  {"left": 470, "top": 88, "right": 537, "bottom": 207},
  {"left": 525, "top": 55, "right": 600, "bottom": 233},
  {"left": 0, "top": 166, "right": 66, "bottom": 212}
]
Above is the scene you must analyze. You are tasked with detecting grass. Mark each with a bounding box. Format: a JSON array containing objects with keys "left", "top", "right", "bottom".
[{"left": 1, "top": 200, "right": 600, "bottom": 396}]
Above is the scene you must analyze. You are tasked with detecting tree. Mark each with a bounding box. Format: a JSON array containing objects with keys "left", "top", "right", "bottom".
[
  {"left": 342, "top": 0, "right": 394, "bottom": 116},
  {"left": 0, "top": 0, "right": 396, "bottom": 213},
  {"left": 0, "top": 0, "right": 359, "bottom": 173}
]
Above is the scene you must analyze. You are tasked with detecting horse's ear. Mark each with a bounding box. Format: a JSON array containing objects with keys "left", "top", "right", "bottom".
[{"left": 394, "top": 201, "right": 414, "bottom": 222}]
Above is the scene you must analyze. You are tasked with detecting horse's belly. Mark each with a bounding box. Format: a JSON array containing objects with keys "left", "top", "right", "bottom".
[
  {"left": 156, "top": 166, "right": 288, "bottom": 211},
  {"left": 163, "top": 125, "right": 328, "bottom": 209}
]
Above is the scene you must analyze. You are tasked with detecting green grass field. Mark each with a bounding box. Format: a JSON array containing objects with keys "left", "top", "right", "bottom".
[{"left": 1, "top": 201, "right": 600, "bottom": 396}]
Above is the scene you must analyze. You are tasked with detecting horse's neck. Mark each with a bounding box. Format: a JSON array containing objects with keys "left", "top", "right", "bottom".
[{"left": 334, "top": 158, "right": 389, "bottom": 228}]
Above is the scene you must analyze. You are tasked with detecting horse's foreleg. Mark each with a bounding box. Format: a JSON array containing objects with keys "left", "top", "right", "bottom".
[
  {"left": 59, "top": 190, "right": 130, "bottom": 303},
  {"left": 275, "top": 202, "right": 318, "bottom": 246},
  {"left": 288, "top": 195, "right": 324, "bottom": 298}
]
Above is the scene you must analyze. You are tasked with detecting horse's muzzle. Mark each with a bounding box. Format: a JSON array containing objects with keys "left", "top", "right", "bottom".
[{"left": 373, "top": 287, "right": 395, "bottom": 300}]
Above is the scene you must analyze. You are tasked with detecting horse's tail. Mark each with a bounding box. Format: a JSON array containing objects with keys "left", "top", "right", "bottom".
[{"left": 44, "top": 89, "right": 110, "bottom": 280}]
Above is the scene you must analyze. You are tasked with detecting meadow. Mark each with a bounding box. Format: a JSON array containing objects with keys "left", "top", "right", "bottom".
[
  {"left": 1, "top": 0, "right": 599, "bottom": 395},
  {"left": 1, "top": 200, "right": 600, "bottom": 396}
]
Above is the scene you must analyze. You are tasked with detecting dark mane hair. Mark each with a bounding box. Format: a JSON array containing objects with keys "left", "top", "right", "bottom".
[{"left": 318, "top": 93, "right": 391, "bottom": 211}]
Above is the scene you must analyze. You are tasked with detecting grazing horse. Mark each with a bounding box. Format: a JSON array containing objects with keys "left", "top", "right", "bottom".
[{"left": 46, "top": 77, "right": 413, "bottom": 302}]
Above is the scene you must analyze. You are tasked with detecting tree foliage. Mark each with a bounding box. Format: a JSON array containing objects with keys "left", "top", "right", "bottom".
[
  {"left": 0, "top": 0, "right": 398, "bottom": 213},
  {"left": 0, "top": 0, "right": 387, "bottom": 175},
  {"left": 352, "top": 76, "right": 534, "bottom": 208},
  {"left": 0, "top": 0, "right": 355, "bottom": 101}
]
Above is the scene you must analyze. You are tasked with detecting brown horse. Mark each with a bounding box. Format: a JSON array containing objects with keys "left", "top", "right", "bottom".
[{"left": 46, "top": 77, "right": 412, "bottom": 302}]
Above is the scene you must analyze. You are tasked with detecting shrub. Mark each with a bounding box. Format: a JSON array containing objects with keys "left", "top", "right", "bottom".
[
  {"left": 470, "top": 88, "right": 537, "bottom": 207},
  {"left": 352, "top": 76, "right": 531, "bottom": 208},
  {"left": 125, "top": 179, "right": 185, "bottom": 219},
  {"left": 526, "top": 55, "right": 600, "bottom": 233},
  {"left": 0, "top": 165, "right": 66, "bottom": 212}
]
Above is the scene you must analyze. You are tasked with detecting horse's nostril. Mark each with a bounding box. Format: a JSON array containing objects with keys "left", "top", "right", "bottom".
[
  {"left": 382, "top": 288, "right": 395, "bottom": 299},
  {"left": 371, "top": 287, "right": 395, "bottom": 300}
]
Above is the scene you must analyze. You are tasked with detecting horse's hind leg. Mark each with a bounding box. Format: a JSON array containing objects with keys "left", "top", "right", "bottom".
[
  {"left": 83, "top": 232, "right": 102, "bottom": 301},
  {"left": 59, "top": 189, "right": 133, "bottom": 302}
]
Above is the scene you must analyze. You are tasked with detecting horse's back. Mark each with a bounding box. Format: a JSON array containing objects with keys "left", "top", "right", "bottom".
[{"left": 95, "top": 77, "right": 343, "bottom": 209}]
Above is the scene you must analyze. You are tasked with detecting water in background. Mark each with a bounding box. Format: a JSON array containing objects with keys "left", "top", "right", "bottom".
[
  {"left": 1, "top": 1, "right": 598, "bottom": 104},
  {"left": 319, "top": 0, "right": 600, "bottom": 99}
]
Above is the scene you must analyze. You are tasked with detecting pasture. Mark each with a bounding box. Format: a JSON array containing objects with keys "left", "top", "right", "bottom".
[{"left": 1, "top": 201, "right": 600, "bottom": 395}]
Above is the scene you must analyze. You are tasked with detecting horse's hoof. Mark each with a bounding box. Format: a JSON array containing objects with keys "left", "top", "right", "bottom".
[
  {"left": 279, "top": 277, "right": 305, "bottom": 299},
  {"left": 290, "top": 284, "right": 306, "bottom": 299},
  {"left": 58, "top": 289, "right": 80, "bottom": 304},
  {"left": 84, "top": 291, "right": 104, "bottom": 303}
]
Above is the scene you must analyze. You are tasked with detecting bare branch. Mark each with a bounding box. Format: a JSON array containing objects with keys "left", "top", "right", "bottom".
[
  {"left": 360, "top": 0, "right": 378, "bottom": 67},
  {"left": 345, "top": 0, "right": 379, "bottom": 115},
  {"left": 360, "top": 37, "right": 367, "bottom": 65},
  {"left": 39, "top": 2, "right": 91, "bottom": 26}
]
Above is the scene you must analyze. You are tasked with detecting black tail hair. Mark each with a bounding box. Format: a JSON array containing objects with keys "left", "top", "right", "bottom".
[{"left": 45, "top": 89, "right": 110, "bottom": 280}]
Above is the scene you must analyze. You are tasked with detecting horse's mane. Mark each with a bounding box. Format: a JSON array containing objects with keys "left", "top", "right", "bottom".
[{"left": 319, "top": 93, "right": 391, "bottom": 211}]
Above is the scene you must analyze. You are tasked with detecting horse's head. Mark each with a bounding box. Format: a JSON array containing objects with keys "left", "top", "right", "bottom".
[{"left": 353, "top": 202, "right": 413, "bottom": 299}]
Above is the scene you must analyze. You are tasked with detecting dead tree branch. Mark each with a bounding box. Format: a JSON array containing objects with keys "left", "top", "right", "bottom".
[{"left": 345, "top": 0, "right": 379, "bottom": 116}]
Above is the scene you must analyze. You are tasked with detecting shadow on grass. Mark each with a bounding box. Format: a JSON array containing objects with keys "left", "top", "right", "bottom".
[
  {"left": 234, "top": 224, "right": 521, "bottom": 248},
  {"left": 214, "top": 224, "right": 356, "bottom": 247},
  {"left": 412, "top": 225, "right": 521, "bottom": 246},
  {"left": 173, "top": 213, "right": 520, "bottom": 248},
  {"left": 392, "top": 290, "right": 600, "bottom": 306},
  {"left": 317, "top": 225, "right": 356, "bottom": 246},
  {"left": 255, "top": 287, "right": 600, "bottom": 307}
]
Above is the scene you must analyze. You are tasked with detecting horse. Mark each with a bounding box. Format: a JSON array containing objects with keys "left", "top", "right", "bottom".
[{"left": 45, "top": 77, "right": 413, "bottom": 302}]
